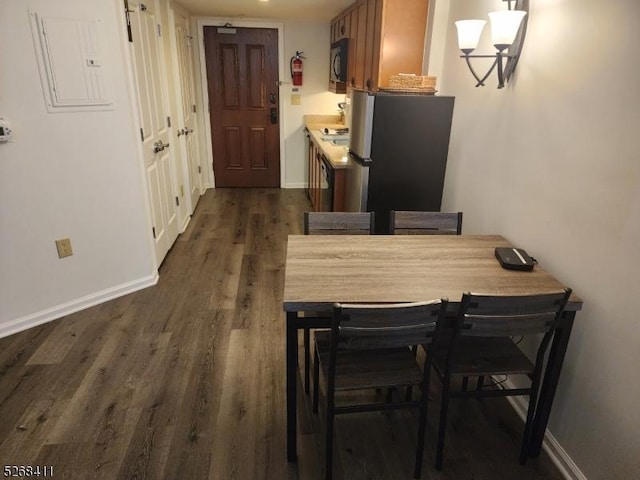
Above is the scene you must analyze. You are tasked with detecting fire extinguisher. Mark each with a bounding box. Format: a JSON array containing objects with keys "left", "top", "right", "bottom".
[{"left": 290, "top": 51, "right": 305, "bottom": 86}]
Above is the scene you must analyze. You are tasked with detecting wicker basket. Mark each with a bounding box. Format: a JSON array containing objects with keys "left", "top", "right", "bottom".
[{"left": 388, "top": 74, "right": 437, "bottom": 89}]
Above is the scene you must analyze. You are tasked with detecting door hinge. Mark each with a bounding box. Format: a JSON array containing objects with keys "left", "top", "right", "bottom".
[
  {"left": 175, "top": 196, "right": 180, "bottom": 207},
  {"left": 140, "top": 128, "right": 144, "bottom": 141},
  {"left": 192, "top": 104, "right": 196, "bottom": 113},
  {"left": 124, "top": 0, "right": 133, "bottom": 43},
  {"left": 152, "top": 227, "right": 156, "bottom": 239},
  {"left": 167, "top": 116, "right": 171, "bottom": 127}
]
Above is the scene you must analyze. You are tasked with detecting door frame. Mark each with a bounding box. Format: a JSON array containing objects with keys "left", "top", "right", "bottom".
[{"left": 195, "top": 18, "right": 286, "bottom": 189}]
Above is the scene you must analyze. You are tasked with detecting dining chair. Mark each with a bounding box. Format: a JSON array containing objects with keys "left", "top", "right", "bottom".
[
  {"left": 312, "top": 299, "right": 449, "bottom": 480},
  {"left": 433, "top": 288, "right": 572, "bottom": 470},
  {"left": 299, "top": 211, "right": 375, "bottom": 395},
  {"left": 304, "top": 211, "right": 375, "bottom": 235},
  {"left": 389, "top": 211, "right": 463, "bottom": 235}
]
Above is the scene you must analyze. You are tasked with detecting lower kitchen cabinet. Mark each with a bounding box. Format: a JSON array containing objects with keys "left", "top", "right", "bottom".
[{"left": 306, "top": 132, "right": 346, "bottom": 212}]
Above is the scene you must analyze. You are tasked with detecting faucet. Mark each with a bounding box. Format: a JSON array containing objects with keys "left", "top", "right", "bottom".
[{"left": 337, "top": 102, "right": 346, "bottom": 124}]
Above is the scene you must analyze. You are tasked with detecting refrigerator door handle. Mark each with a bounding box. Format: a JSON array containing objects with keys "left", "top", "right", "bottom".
[{"left": 348, "top": 150, "right": 372, "bottom": 166}]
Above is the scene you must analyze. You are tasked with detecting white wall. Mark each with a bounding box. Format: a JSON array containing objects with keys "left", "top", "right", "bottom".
[
  {"left": 434, "top": 0, "right": 640, "bottom": 478},
  {"left": 0, "top": 0, "right": 156, "bottom": 336},
  {"left": 281, "top": 20, "right": 345, "bottom": 187}
]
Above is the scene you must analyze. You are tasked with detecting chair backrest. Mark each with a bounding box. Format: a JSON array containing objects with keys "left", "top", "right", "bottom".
[
  {"left": 389, "top": 211, "right": 463, "bottom": 235},
  {"left": 445, "top": 289, "right": 572, "bottom": 378},
  {"left": 331, "top": 300, "right": 448, "bottom": 351},
  {"left": 304, "top": 212, "right": 375, "bottom": 235},
  {"left": 456, "top": 289, "right": 572, "bottom": 338}
]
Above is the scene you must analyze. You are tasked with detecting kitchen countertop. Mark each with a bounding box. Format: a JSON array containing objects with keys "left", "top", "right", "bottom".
[{"left": 303, "top": 115, "right": 351, "bottom": 169}]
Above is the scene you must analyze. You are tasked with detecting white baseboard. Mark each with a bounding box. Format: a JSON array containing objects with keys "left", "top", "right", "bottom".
[
  {"left": 0, "top": 273, "right": 159, "bottom": 340},
  {"left": 283, "top": 182, "right": 307, "bottom": 189},
  {"left": 501, "top": 377, "right": 587, "bottom": 480},
  {"left": 180, "top": 213, "right": 191, "bottom": 233}
]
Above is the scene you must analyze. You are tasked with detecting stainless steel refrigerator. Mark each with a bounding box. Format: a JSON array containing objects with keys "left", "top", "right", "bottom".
[{"left": 345, "top": 90, "right": 455, "bottom": 234}]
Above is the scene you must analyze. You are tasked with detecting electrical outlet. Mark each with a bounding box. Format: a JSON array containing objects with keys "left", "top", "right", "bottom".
[{"left": 55, "top": 238, "right": 73, "bottom": 258}]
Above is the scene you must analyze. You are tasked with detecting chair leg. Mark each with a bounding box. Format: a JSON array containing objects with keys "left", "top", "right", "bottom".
[
  {"left": 325, "top": 395, "right": 335, "bottom": 480},
  {"left": 520, "top": 382, "right": 542, "bottom": 464},
  {"left": 436, "top": 378, "right": 451, "bottom": 471},
  {"left": 304, "top": 327, "right": 310, "bottom": 394},
  {"left": 413, "top": 384, "right": 429, "bottom": 479},
  {"left": 476, "top": 376, "right": 484, "bottom": 391},
  {"left": 313, "top": 346, "right": 320, "bottom": 414},
  {"left": 461, "top": 376, "right": 469, "bottom": 392}
]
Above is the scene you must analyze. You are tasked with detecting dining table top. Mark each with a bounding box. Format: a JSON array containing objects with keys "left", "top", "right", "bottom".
[{"left": 283, "top": 234, "right": 582, "bottom": 312}]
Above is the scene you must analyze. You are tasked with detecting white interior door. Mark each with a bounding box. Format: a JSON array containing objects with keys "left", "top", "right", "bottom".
[
  {"left": 174, "top": 9, "right": 203, "bottom": 211},
  {"left": 127, "top": 0, "right": 178, "bottom": 265}
]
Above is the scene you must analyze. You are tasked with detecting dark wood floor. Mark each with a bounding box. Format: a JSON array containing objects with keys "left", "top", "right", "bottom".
[{"left": 0, "top": 188, "right": 565, "bottom": 480}]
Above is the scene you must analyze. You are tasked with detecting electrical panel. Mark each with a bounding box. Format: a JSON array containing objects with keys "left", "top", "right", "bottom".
[{"left": 30, "top": 13, "right": 113, "bottom": 112}]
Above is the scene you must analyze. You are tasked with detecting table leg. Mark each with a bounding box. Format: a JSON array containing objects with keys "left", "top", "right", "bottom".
[
  {"left": 286, "top": 311, "right": 298, "bottom": 462},
  {"left": 529, "top": 310, "right": 575, "bottom": 457}
]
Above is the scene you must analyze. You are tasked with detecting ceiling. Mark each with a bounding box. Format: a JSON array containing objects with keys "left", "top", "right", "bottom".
[{"left": 174, "top": 0, "right": 355, "bottom": 22}]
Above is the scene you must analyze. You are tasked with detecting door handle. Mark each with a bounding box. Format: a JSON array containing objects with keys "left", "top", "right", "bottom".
[
  {"left": 269, "top": 93, "right": 277, "bottom": 104},
  {"left": 270, "top": 107, "right": 278, "bottom": 124},
  {"left": 154, "top": 140, "right": 170, "bottom": 153}
]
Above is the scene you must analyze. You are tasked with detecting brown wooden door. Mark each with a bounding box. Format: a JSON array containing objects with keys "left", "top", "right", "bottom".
[{"left": 204, "top": 26, "right": 280, "bottom": 187}]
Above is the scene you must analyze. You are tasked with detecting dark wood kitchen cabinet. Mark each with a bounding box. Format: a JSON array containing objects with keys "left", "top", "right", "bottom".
[
  {"left": 306, "top": 131, "right": 346, "bottom": 212},
  {"left": 330, "top": 13, "right": 349, "bottom": 42},
  {"left": 307, "top": 133, "right": 320, "bottom": 209},
  {"left": 331, "top": 0, "right": 429, "bottom": 92}
]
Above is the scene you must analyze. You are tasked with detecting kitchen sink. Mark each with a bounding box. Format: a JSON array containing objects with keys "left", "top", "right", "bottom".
[{"left": 329, "top": 138, "right": 349, "bottom": 146}]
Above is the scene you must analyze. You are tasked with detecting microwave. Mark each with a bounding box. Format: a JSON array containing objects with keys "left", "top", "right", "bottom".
[{"left": 330, "top": 39, "right": 349, "bottom": 83}]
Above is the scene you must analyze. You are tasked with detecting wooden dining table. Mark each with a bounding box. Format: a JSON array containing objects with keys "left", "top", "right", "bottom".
[{"left": 283, "top": 234, "right": 582, "bottom": 463}]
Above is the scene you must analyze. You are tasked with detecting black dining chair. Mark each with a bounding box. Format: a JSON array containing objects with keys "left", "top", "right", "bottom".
[
  {"left": 313, "top": 299, "right": 449, "bottom": 480},
  {"left": 433, "top": 288, "right": 572, "bottom": 470},
  {"left": 389, "top": 211, "right": 463, "bottom": 235},
  {"left": 299, "top": 212, "right": 375, "bottom": 394},
  {"left": 304, "top": 211, "right": 375, "bottom": 235}
]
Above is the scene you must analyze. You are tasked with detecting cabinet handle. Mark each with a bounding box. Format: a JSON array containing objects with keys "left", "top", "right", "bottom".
[
  {"left": 366, "top": 79, "right": 372, "bottom": 90},
  {"left": 351, "top": 77, "right": 355, "bottom": 87}
]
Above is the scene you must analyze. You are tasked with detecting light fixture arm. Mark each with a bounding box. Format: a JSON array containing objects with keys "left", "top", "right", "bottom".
[
  {"left": 496, "top": 52, "right": 505, "bottom": 89},
  {"left": 461, "top": 54, "right": 499, "bottom": 87},
  {"left": 455, "top": 0, "right": 529, "bottom": 89}
]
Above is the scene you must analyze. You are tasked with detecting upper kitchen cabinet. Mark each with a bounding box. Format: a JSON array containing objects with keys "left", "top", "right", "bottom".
[
  {"left": 330, "top": 12, "right": 349, "bottom": 42},
  {"left": 331, "top": 0, "right": 429, "bottom": 92}
]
